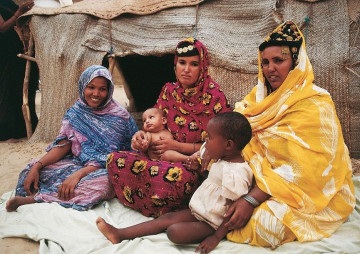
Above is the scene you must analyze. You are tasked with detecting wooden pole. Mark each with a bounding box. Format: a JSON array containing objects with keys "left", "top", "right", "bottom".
[
  {"left": 107, "top": 54, "right": 136, "bottom": 111},
  {"left": 17, "top": 53, "right": 36, "bottom": 63},
  {"left": 21, "top": 33, "right": 35, "bottom": 139},
  {"left": 108, "top": 53, "right": 116, "bottom": 74}
]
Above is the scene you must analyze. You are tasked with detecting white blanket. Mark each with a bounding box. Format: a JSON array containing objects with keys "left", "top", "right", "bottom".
[{"left": 1, "top": 176, "right": 360, "bottom": 254}]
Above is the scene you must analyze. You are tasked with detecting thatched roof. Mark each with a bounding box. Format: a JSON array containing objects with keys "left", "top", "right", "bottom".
[{"left": 27, "top": 0, "right": 203, "bottom": 19}]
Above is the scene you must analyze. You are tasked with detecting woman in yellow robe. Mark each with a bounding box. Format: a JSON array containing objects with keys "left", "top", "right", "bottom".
[{"left": 225, "top": 20, "right": 355, "bottom": 248}]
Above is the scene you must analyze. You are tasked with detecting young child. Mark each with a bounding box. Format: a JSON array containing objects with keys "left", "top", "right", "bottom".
[
  {"left": 136, "top": 107, "right": 173, "bottom": 160},
  {"left": 136, "top": 107, "right": 195, "bottom": 162},
  {"left": 96, "top": 111, "right": 253, "bottom": 253}
]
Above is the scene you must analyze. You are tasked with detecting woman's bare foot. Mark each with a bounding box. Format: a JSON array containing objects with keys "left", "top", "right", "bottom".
[
  {"left": 96, "top": 217, "right": 123, "bottom": 244},
  {"left": 6, "top": 196, "right": 36, "bottom": 212}
]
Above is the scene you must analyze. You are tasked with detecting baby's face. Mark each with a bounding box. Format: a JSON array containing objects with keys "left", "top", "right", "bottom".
[{"left": 142, "top": 109, "right": 166, "bottom": 132}]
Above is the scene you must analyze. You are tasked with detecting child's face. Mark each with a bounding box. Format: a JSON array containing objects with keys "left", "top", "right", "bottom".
[
  {"left": 142, "top": 108, "right": 167, "bottom": 133},
  {"left": 205, "top": 120, "right": 227, "bottom": 160}
]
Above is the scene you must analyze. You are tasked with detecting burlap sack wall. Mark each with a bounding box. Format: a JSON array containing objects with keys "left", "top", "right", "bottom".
[{"left": 348, "top": 0, "right": 360, "bottom": 158}]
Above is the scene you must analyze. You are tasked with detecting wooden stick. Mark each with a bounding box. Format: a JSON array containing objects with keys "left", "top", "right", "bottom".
[
  {"left": 22, "top": 34, "right": 34, "bottom": 139},
  {"left": 17, "top": 53, "right": 36, "bottom": 62},
  {"left": 108, "top": 53, "right": 116, "bottom": 74}
]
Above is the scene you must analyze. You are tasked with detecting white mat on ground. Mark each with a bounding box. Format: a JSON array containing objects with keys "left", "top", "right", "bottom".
[{"left": 1, "top": 176, "right": 360, "bottom": 254}]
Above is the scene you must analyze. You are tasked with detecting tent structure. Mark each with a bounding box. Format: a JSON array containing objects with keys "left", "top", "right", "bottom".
[{"left": 17, "top": 0, "right": 360, "bottom": 158}]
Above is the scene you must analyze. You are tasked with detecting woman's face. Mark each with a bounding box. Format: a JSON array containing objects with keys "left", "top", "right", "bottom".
[
  {"left": 175, "top": 55, "right": 201, "bottom": 88},
  {"left": 261, "top": 46, "right": 294, "bottom": 91},
  {"left": 83, "top": 76, "right": 109, "bottom": 108}
]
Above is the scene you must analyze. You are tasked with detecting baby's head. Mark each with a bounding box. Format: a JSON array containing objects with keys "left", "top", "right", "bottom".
[
  {"left": 207, "top": 112, "right": 252, "bottom": 153},
  {"left": 142, "top": 108, "right": 167, "bottom": 132}
]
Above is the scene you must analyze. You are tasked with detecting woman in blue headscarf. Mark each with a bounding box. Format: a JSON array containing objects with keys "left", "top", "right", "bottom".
[{"left": 6, "top": 65, "right": 138, "bottom": 211}]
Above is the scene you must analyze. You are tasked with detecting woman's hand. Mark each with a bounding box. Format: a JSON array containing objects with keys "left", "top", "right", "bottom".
[
  {"left": 15, "top": 1, "right": 35, "bottom": 17},
  {"left": 23, "top": 163, "right": 41, "bottom": 195},
  {"left": 224, "top": 185, "right": 270, "bottom": 230},
  {"left": 224, "top": 198, "right": 254, "bottom": 230},
  {"left": 58, "top": 165, "right": 101, "bottom": 200},
  {"left": 58, "top": 171, "right": 82, "bottom": 201},
  {"left": 151, "top": 136, "right": 177, "bottom": 156},
  {"left": 0, "top": 1, "right": 34, "bottom": 33},
  {"left": 131, "top": 130, "right": 149, "bottom": 152}
]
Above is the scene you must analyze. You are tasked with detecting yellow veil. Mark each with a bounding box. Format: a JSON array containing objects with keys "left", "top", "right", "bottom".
[{"left": 229, "top": 21, "right": 355, "bottom": 247}]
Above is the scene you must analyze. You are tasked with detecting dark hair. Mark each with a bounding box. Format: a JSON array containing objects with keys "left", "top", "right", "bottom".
[
  {"left": 210, "top": 112, "right": 252, "bottom": 151},
  {"left": 175, "top": 40, "right": 199, "bottom": 57}
]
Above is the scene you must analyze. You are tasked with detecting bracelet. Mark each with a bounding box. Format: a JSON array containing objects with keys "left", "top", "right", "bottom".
[
  {"left": 35, "top": 160, "right": 44, "bottom": 168},
  {"left": 243, "top": 194, "right": 260, "bottom": 207}
]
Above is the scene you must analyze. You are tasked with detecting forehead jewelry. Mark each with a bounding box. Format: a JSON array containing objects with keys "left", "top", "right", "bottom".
[{"left": 281, "top": 46, "right": 291, "bottom": 59}]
